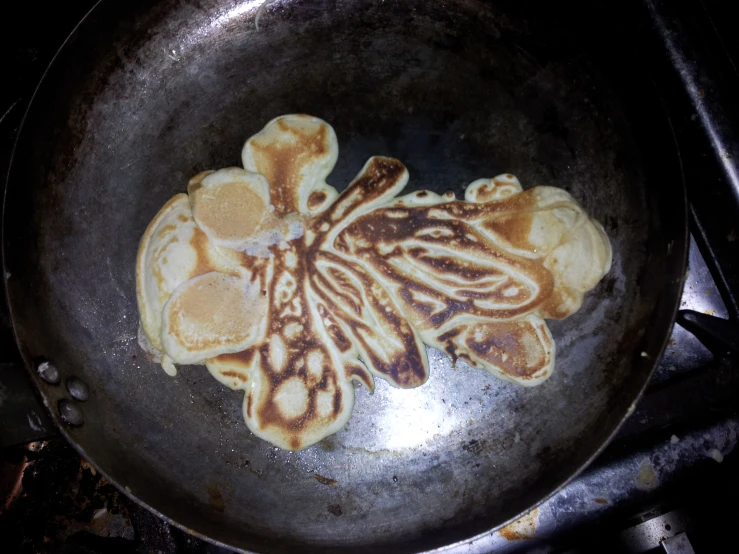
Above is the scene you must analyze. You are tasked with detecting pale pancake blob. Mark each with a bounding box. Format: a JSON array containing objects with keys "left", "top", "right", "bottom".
[
  {"left": 242, "top": 114, "right": 339, "bottom": 215},
  {"left": 188, "top": 168, "right": 270, "bottom": 246},
  {"left": 188, "top": 168, "right": 304, "bottom": 258},
  {"left": 162, "top": 272, "right": 266, "bottom": 364},
  {"left": 135, "top": 194, "right": 242, "bottom": 374},
  {"left": 465, "top": 173, "right": 523, "bottom": 202},
  {"left": 137, "top": 115, "right": 612, "bottom": 449}
]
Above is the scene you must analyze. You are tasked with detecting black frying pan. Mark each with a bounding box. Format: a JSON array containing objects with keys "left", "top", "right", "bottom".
[{"left": 2, "top": 0, "right": 687, "bottom": 552}]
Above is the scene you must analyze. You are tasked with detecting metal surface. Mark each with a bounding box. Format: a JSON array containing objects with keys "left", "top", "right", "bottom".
[
  {"left": 2, "top": 0, "right": 687, "bottom": 552},
  {"left": 652, "top": 235, "right": 728, "bottom": 385},
  {"left": 434, "top": 418, "right": 738, "bottom": 553},
  {"left": 678, "top": 310, "right": 739, "bottom": 354},
  {"left": 645, "top": 0, "right": 739, "bottom": 317},
  {"left": 661, "top": 533, "right": 696, "bottom": 554},
  {"left": 620, "top": 511, "right": 690, "bottom": 553}
]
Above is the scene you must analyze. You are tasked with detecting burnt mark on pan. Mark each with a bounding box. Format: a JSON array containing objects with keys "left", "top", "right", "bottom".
[
  {"left": 313, "top": 473, "right": 339, "bottom": 487},
  {"left": 206, "top": 482, "right": 226, "bottom": 513}
]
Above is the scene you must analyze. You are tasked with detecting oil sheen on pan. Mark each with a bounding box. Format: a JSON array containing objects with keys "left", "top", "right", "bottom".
[{"left": 135, "top": 114, "right": 612, "bottom": 450}]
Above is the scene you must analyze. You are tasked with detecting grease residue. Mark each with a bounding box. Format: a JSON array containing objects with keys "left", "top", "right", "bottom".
[
  {"left": 636, "top": 458, "right": 658, "bottom": 490},
  {"left": 499, "top": 507, "right": 539, "bottom": 540}
]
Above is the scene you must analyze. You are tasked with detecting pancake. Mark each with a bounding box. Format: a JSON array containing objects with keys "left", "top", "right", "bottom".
[
  {"left": 333, "top": 173, "right": 612, "bottom": 384},
  {"left": 162, "top": 271, "right": 267, "bottom": 364},
  {"left": 242, "top": 114, "right": 339, "bottom": 216},
  {"left": 136, "top": 115, "right": 612, "bottom": 448},
  {"left": 188, "top": 168, "right": 270, "bottom": 248},
  {"left": 135, "top": 193, "right": 253, "bottom": 374},
  {"left": 187, "top": 167, "right": 304, "bottom": 257}
]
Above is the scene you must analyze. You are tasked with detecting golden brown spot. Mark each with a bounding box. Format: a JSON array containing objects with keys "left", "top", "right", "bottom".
[
  {"left": 482, "top": 213, "right": 534, "bottom": 250},
  {"left": 189, "top": 227, "right": 217, "bottom": 278},
  {"left": 188, "top": 170, "right": 215, "bottom": 189},
  {"left": 166, "top": 273, "right": 260, "bottom": 352},
  {"left": 218, "top": 347, "right": 257, "bottom": 367},
  {"left": 191, "top": 181, "right": 266, "bottom": 242},
  {"left": 151, "top": 257, "right": 168, "bottom": 292},
  {"left": 365, "top": 157, "right": 404, "bottom": 183},
  {"left": 327, "top": 324, "right": 352, "bottom": 352},
  {"left": 538, "top": 289, "right": 573, "bottom": 320},
  {"left": 333, "top": 388, "right": 342, "bottom": 415},
  {"left": 321, "top": 158, "right": 405, "bottom": 227},
  {"left": 472, "top": 183, "right": 503, "bottom": 203},
  {"left": 462, "top": 321, "right": 549, "bottom": 378}
]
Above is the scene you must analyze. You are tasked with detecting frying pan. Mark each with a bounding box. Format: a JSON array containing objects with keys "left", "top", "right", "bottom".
[{"left": 3, "top": 0, "right": 687, "bottom": 551}]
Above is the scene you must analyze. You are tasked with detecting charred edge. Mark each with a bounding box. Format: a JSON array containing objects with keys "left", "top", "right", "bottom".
[
  {"left": 220, "top": 370, "right": 248, "bottom": 382},
  {"left": 346, "top": 363, "right": 373, "bottom": 389},
  {"left": 317, "top": 303, "right": 353, "bottom": 353},
  {"left": 320, "top": 157, "right": 406, "bottom": 226},
  {"left": 308, "top": 190, "right": 328, "bottom": 210},
  {"left": 340, "top": 214, "right": 555, "bottom": 321}
]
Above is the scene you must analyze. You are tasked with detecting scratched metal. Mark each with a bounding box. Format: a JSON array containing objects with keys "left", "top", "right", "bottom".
[
  {"left": 436, "top": 417, "right": 738, "bottom": 553},
  {"left": 653, "top": 235, "right": 730, "bottom": 384},
  {"left": 645, "top": 0, "right": 739, "bottom": 317},
  {"left": 3, "top": 0, "right": 687, "bottom": 552}
]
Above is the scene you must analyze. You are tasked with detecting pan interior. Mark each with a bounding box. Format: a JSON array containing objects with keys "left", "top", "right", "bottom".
[{"left": 3, "top": 0, "right": 685, "bottom": 552}]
